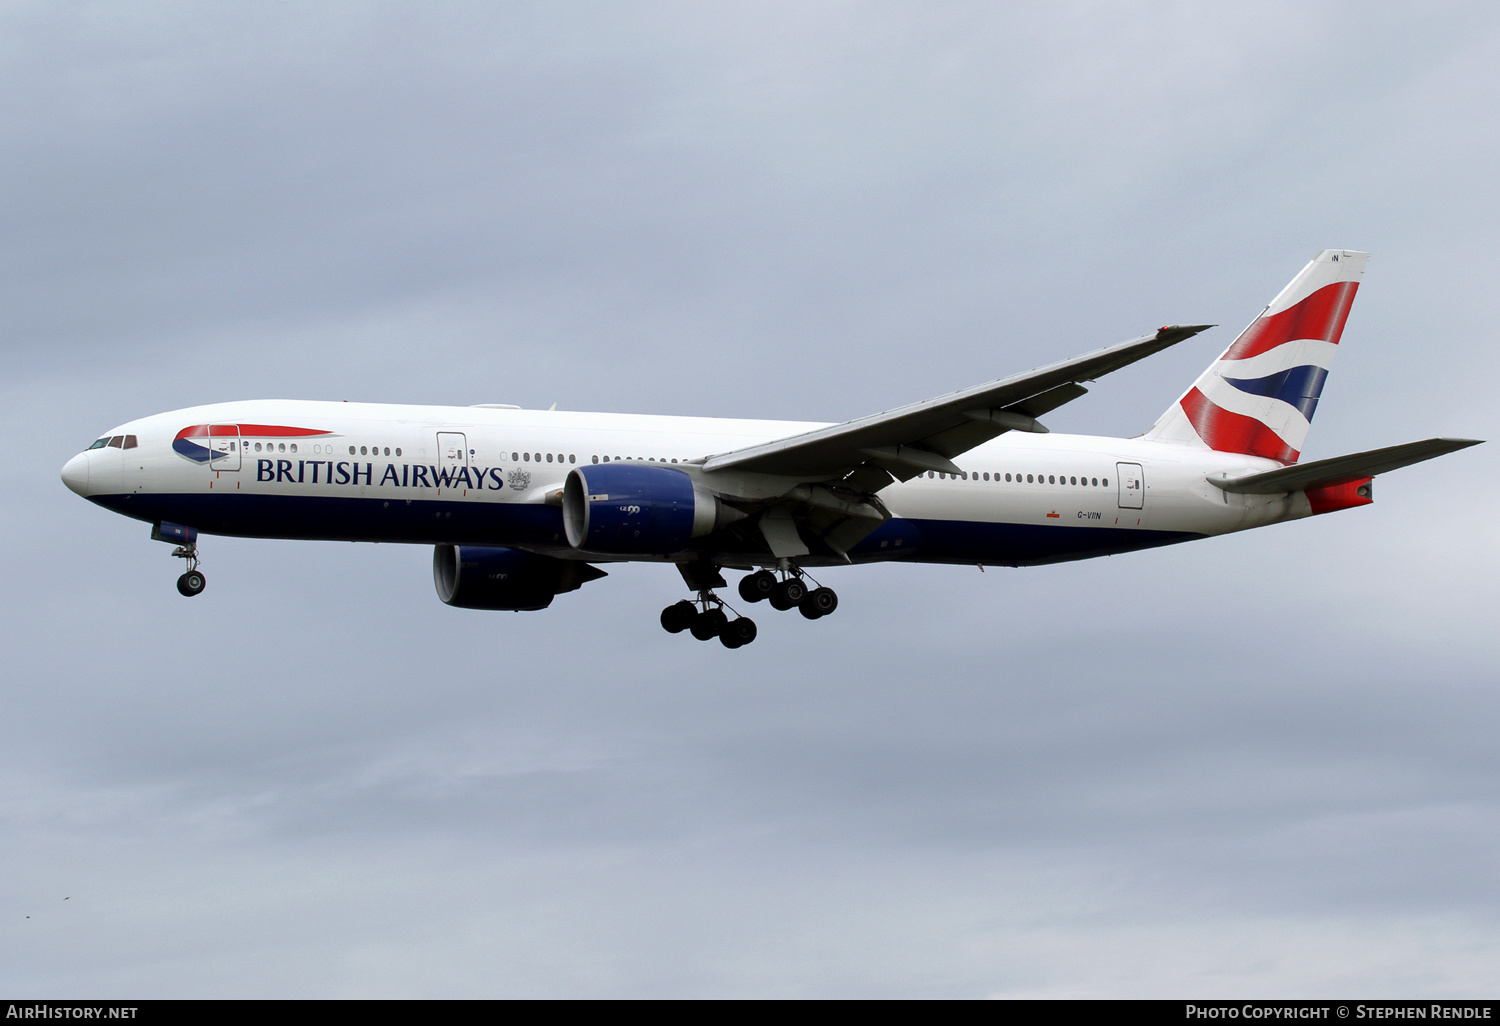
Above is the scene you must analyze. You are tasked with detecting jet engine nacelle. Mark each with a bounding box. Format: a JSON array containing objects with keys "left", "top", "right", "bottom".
[
  {"left": 562, "top": 463, "right": 735, "bottom": 555},
  {"left": 433, "top": 545, "right": 606, "bottom": 611}
]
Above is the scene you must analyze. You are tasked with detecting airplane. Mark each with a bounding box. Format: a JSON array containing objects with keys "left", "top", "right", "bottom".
[{"left": 60, "top": 249, "right": 1480, "bottom": 649}]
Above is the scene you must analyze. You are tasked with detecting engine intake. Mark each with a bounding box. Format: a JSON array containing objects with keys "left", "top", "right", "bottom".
[
  {"left": 433, "top": 545, "right": 606, "bottom": 611},
  {"left": 562, "top": 464, "right": 733, "bottom": 554}
]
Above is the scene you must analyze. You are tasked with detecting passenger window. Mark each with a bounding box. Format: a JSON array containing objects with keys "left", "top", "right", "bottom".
[
  {"left": 569, "top": 455, "right": 576, "bottom": 464},
  {"left": 1092, "top": 477, "right": 1098, "bottom": 487},
  {"left": 123, "top": 435, "right": 139, "bottom": 449},
  {"left": 348, "top": 446, "right": 356, "bottom": 455},
  {"left": 1048, "top": 475, "right": 1055, "bottom": 484},
  {"left": 546, "top": 454, "right": 553, "bottom": 463},
  {"left": 396, "top": 448, "right": 402, "bottom": 457},
  {"left": 1102, "top": 478, "right": 1109, "bottom": 487},
  {"left": 592, "top": 456, "right": 599, "bottom": 464},
  {"left": 289, "top": 443, "right": 297, "bottom": 453},
  {"left": 384, "top": 447, "right": 390, "bottom": 456},
  {"left": 523, "top": 453, "right": 530, "bottom": 461},
  {"left": 1070, "top": 476, "right": 1076, "bottom": 485}
]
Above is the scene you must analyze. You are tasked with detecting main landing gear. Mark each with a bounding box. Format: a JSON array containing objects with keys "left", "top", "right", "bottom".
[
  {"left": 173, "top": 543, "right": 206, "bottom": 597},
  {"left": 660, "top": 596, "right": 758, "bottom": 649},
  {"left": 660, "top": 565, "right": 839, "bottom": 650},
  {"left": 737, "top": 567, "right": 838, "bottom": 620}
]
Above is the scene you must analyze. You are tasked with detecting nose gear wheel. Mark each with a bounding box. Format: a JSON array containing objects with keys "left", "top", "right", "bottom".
[{"left": 171, "top": 542, "right": 206, "bottom": 598}]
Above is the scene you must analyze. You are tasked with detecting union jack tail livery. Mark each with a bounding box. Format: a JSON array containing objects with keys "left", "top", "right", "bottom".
[{"left": 1145, "top": 249, "right": 1368, "bottom": 464}]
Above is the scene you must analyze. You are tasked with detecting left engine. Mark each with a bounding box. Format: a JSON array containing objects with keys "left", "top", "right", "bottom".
[{"left": 432, "top": 545, "right": 606, "bottom": 611}]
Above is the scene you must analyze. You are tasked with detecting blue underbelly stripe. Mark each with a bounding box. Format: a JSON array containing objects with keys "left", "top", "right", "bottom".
[{"left": 89, "top": 493, "right": 1204, "bottom": 567}]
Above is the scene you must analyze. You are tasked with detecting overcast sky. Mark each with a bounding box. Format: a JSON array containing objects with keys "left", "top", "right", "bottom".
[{"left": 2, "top": 1, "right": 1498, "bottom": 997}]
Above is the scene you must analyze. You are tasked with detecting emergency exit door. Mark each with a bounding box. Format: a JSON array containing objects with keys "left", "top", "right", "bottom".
[
  {"left": 1116, "top": 462, "right": 1144, "bottom": 509},
  {"left": 437, "top": 432, "right": 468, "bottom": 488},
  {"left": 208, "top": 425, "right": 240, "bottom": 471}
]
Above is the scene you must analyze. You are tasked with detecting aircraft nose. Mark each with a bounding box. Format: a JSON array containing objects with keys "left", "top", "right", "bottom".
[{"left": 61, "top": 453, "right": 89, "bottom": 496}]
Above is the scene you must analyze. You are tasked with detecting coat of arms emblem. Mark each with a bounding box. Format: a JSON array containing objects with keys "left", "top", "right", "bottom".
[{"left": 506, "top": 469, "right": 531, "bottom": 491}]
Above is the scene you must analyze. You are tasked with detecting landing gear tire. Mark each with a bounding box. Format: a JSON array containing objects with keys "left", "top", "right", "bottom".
[
  {"left": 661, "top": 600, "right": 697, "bottom": 633},
  {"left": 177, "top": 571, "right": 206, "bottom": 597},
  {"left": 738, "top": 570, "right": 777, "bottom": 604},
  {"left": 719, "top": 617, "right": 758, "bottom": 649},
  {"left": 799, "top": 586, "right": 838, "bottom": 620},
  {"left": 690, "top": 607, "right": 728, "bottom": 641},
  {"left": 769, "top": 578, "right": 807, "bottom": 611}
]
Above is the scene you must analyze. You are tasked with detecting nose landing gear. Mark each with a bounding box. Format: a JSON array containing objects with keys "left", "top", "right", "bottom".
[
  {"left": 167, "top": 539, "right": 205, "bottom": 598},
  {"left": 173, "top": 544, "right": 206, "bottom": 597},
  {"left": 153, "top": 522, "right": 206, "bottom": 597}
]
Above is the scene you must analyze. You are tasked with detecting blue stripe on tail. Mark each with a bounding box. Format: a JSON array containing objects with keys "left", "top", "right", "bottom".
[{"left": 1222, "top": 365, "right": 1329, "bottom": 421}]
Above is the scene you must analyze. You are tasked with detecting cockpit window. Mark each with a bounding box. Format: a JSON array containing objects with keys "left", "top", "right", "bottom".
[
  {"left": 86, "top": 438, "right": 109, "bottom": 450},
  {"left": 106, "top": 436, "right": 124, "bottom": 448},
  {"left": 122, "top": 435, "right": 138, "bottom": 449}
]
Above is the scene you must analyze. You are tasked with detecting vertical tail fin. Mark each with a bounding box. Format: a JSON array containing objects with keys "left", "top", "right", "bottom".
[{"left": 1144, "top": 249, "right": 1369, "bottom": 464}]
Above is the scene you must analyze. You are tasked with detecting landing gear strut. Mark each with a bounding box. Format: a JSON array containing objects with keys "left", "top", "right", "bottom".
[
  {"left": 173, "top": 544, "right": 206, "bottom": 597},
  {"left": 736, "top": 566, "right": 838, "bottom": 620}
]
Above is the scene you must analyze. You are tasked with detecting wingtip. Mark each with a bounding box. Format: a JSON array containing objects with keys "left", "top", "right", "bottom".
[{"left": 1155, "top": 324, "right": 1215, "bottom": 341}]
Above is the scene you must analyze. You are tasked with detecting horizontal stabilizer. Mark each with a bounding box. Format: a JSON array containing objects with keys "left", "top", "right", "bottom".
[{"left": 1208, "top": 437, "right": 1483, "bottom": 494}]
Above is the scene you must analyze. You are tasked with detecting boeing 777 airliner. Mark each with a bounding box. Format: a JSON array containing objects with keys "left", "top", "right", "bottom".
[{"left": 61, "top": 250, "right": 1480, "bottom": 648}]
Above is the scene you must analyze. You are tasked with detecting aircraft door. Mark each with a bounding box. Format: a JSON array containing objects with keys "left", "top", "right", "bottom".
[
  {"left": 437, "top": 432, "right": 468, "bottom": 486},
  {"left": 209, "top": 425, "right": 240, "bottom": 471},
  {"left": 1116, "top": 462, "right": 1144, "bottom": 509}
]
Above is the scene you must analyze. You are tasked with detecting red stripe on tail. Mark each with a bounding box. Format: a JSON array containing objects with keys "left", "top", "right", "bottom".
[
  {"left": 1180, "top": 388, "right": 1300, "bottom": 463},
  {"left": 1223, "top": 281, "right": 1359, "bottom": 361}
]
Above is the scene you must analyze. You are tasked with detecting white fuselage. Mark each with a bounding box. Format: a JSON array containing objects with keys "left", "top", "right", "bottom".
[{"left": 63, "top": 399, "right": 1315, "bottom": 569}]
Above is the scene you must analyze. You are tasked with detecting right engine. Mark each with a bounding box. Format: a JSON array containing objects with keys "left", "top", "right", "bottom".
[
  {"left": 432, "top": 545, "right": 606, "bottom": 611},
  {"left": 562, "top": 463, "right": 738, "bottom": 555}
]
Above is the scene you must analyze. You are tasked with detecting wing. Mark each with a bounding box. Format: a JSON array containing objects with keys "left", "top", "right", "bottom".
[
  {"left": 702, "top": 325, "right": 1211, "bottom": 483},
  {"left": 694, "top": 324, "right": 1210, "bottom": 561}
]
